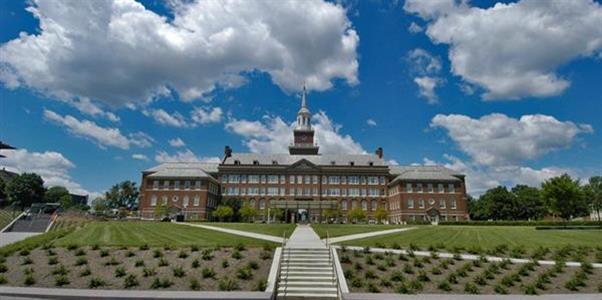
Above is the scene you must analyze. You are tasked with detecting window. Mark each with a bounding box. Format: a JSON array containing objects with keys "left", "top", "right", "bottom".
[
  {"left": 341, "top": 200, "right": 348, "bottom": 210},
  {"left": 369, "top": 188, "right": 380, "bottom": 197},
  {"left": 312, "top": 175, "right": 318, "bottom": 184},
  {"left": 371, "top": 200, "right": 377, "bottom": 211},
  {"left": 406, "top": 183, "right": 412, "bottom": 193},
  {"left": 368, "top": 176, "right": 379, "bottom": 185},
  {"left": 297, "top": 175, "right": 303, "bottom": 184},
  {"left": 195, "top": 180, "right": 201, "bottom": 189},
  {"left": 341, "top": 176, "right": 347, "bottom": 184},
  {"left": 448, "top": 184, "right": 456, "bottom": 193},
  {"left": 173, "top": 181, "right": 180, "bottom": 190},
  {"left": 253, "top": 160, "right": 259, "bottom": 165},
  {"left": 234, "top": 160, "right": 240, "bottom": 165},
  {"left": 416, "top": 183, "right": 423, "bottom": 193},
  {"left": 260, "top": 187, "right": 266, "bottom": 195},
  {"left": 328, "top": 188, "right": 340, "bottom": 196},
  {"left": 304, "top": 175, "right": 311, "bottom": 184},
  {"left": 240, "top": 187, "right": 246, "bottom": 195},
  {"left": 427, "top": 183, "right": 433, "bottom": 193},
  {"left": 348, "top": 176, "right": 359, "bottom": 185},
  {"left": 163, "top": 180, "right": 170, "bottom": 189},
  {"left": 259, "top": 199, "right": 266, "bottom": 209},
  {"left": 172, "top": 195, "right": 179, "bottom": 202},
  {"left": 322, "top": 176, "right": 327, "bottom": 184},
  {"left": 183, "top": 196, "right": 189, "bottom": 207},
  {"left": 451, "top": 198, "right": 457, "bottom": 209},
  {"left": 328, "top": 176, "right": 340, "bottom": 184},
  {"left": 438, "top": 183, "right": 444, "bottom": 193},
  {"left": 268, "top": 175, "right": 278, "bottom": 184},
  {"left": 249, "top": 199, "right": 256, "bottom": 208},
  {"left": 240, "top": 175, "right": 247, "bottom": 184},
  {"left": 184, "top": 181, "right": 190, "bottom": 190},
  {"left": 313, "top": 188, "right": 318, "bottom": 196},
  {"left": 152, "top": 181, "right": 159, "bottom": 190},
  {"left": 289, "top": 188, "right": 295, "bottom": 196},
  {"left": 280, "top": 175, "right": 286, "bottom": 184},
  {"left": 267, "top": 187, "right": 279, "bottom": 195},
  {"left": 289, "top": 175, "right": 295, "bottom": 184},
  {"left": 439, "top": 199, "right": 446, "bottom": 209},
  {"left": 248, "top": 187, "right": 259, "bottom": 196},
  {"left": 260, "top": 175, "right": 266, "bottom": 184},
  {"left": 248, "top": 175, "right": 259, "bottom": 184},
  {"left": 408, "top": 198, "right": 414, "bottom": 209},
  {"left": 360, "top": 176, "right": 366, "bottom": 184},
  {"left": 193, "top": 196, "right": 200, "bottom": 206},
  {"left": 228, "top": 175, "right": 239, "bottom": 184},
  {"left": 280, "top": 188, "right": 286, "bottom": 196},
  {"left": 379, "top": 176, "right": 385, "bottom": 185},
  {"left": 151, "top": 195, "right": 157, "bottom": 206},
  {"left": 360, "top": 189, "right": 367, "bottom": 197},
  {"left": 297, "top": 187, "right": 302, "bottom": 195},
  {"left": 272, "top": 160, "right": 278, "bottom": 165},
  {"left": 419, "top": 199, "right": 425, "bottom": 208},
  {"left": 304, "top": 188, "right": 311, "bottom": 196},
  {"left": 361, "top": 200, "right": 368, "bottom": 211},
  {"left": 162, "top": 196, "right": 168, "bottom": 205},
  {"left": 352, "top": 200, "right": 358, "bottom": 208}
]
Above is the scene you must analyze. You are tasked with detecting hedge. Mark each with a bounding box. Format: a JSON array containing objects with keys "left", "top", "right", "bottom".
[{"left": 439, "top": 220, "right": 602, "bottom": 226}]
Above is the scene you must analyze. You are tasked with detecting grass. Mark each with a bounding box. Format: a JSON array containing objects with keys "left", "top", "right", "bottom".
[
  {"left": 0, "top": 209, "right": 22, "bottom": 230},
  {"left": 312, "top": 224, "right": 406, "bottom": 238},
  {"left": 204, "top": 222, "right": 295, "bottom": 237},
  {"left": 339, "top": 225, "right": 602, "bottom": 251},
  {"left": 54, "top": 221, "right": 276, "bottom": 247}
]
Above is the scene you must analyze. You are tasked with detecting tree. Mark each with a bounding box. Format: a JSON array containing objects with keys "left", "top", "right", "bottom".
[
  {"left": 0, "top": 177, "right": 6, "bottom": 201},
  {"left": 542, "top": 174, "right": 588, "bottom": 220},
  {"left": 480, "top": 186, "right": 519, "bottom": 220},
  {"left": 265, "top": 208, "right": 283, "bottom": 223},
  {"left": 6, "top": 173, "right": 45, "bottom": 209},
  {"left": 583, "top": 176, "right": 602, "bottom": 222},
  {"left": 93, "top": 197, "right": 109, "bottom": 214},
  {"left": 374, "top": 207, "right": 389, "bottom": 224},
  {"left": 348, "top": 207, "right": 366, "bottom": 223},
  {"left": 45, "top": 186, "right": 72, "bottom": 208},
  {"left": 512, "top": 185, "right": 545, "bottom": 220},
  {"left": 322, "top": 207, "right": 340, "bottom": 223},
  {"left": 213, "top": 205, "right": 233, "bottom": 222},
  {"left": 154, "top": 199, "right": 167, "bottom": 218},
  {"left": 239, "top": 204, "right": 258, "bottom": 222},
  {"left": 105, "top": 181, "right": 139, "bottom": 210},
  {"left": 223, "top": 198, "right": 242, "bottom": 222}
]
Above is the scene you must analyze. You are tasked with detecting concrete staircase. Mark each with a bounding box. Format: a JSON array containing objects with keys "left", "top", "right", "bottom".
[
  {"left": 6, "top": 213, "right": 52, "bottom": 232},
  {"left": 277, "top": 247, "right": 338, "bottom": 299}
]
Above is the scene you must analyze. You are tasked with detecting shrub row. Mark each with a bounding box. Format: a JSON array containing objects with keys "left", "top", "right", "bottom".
[{"left": 440, "top": 220, "right": 601, "bottom": 226}]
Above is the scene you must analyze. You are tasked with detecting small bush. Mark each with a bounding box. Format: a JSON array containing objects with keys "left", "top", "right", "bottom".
[
  {"left": 403, "top": 263, "right": 414, "bottom": 274},
  {"left": 19, "top": 249, "right": 30, "bottom": 256},
  {"left": 353, "top": 262, "right": 363, "bottom": 271},
  {"left": 75, "top": 249, "right": 86, "bottom": 256},
  {"left": 202, "top": 267, "right": 216, "bottom": 279},
  {"left": 367, "top": 282, "right": 380, "bottom": 293},
  {"left": 398, "top": 253, "right": 408, "bottom": 261},
  {"left": 464, "top": 282, "right": 479, "bottom": 294},
  {"left": 218, "top": 277, "right": 239, "bottom": 291},
  {"left": 417, "top": 270, "right": 430, "bottom": 282},
  {"left": 75, "top": 257, "right": 88, "bottom": 266},
  {"left": 125, "top": 250, "right": 135, "bottom": 257},
  {"left": 412, "top": 258, "right": 423, "bottom": 268},
  {"left": 390, "top": 270, "right": 405, "bottom": 282},
  {"left": 51, "top": 264, "right": 69, "bottom": 276},
  {"left": 124, "top": 274, "right": 139, "bottom": 288},
  {"left": 0, "top": 264, "right": 6, "bottom": 273},
  {"left": 88, "top": 277, "right": 106, "bottom": 288},
  {"left": 380, "top": 278, "right": 392, "bottom": 288},
  {"left": 351, "top": 277, "right": 363, "bottom": 288},
  {"left": 221, "top": 259, "right": 229, "bottom": 268},
  {"left": 234, "top": 243, "right": 246, "bottom": 251},
  {"left": 523, "top": 283, "right": 538, "bottom": 295},
  {"left": 365, "top": 269, "right": 377, "bottom": 280},
  {"left": 48, "top": 256, "right": 58, "bottom": 265},
  {"left": 494, "top": 284, "right": 508, "bottom": 294},
  {"left": 172, "top": 266, "right": 186, "bottom": 277},
  {"left": 104, "top": 257, "right": 120, "bottom": 266},
  {"left": 473, "top": 274, "right": 487, "bottom": 286},
  {"left": 139, "top": 244, "right": 149, "bottom": 251},
  {"left": 23, "top": 274, "right": 36, "bottom": 286},
  {"left": 91, "top": 244, "right": 100, "bottom": 250},
  {"left": 178, "top": 250, "right": 188, "bottom": 259},
  {"left": 255, "top": 278, "right": 267, "bottom": 291},
  {"left": 377, "top": 264, "right": 387, "bottom": 271},
  {"left": 135, "top": 259, "right": 144, "bottom": 267},
  {"left": 260, "top": 250, "right": 272, "bottom": 260},
  {"left": 153, "top": 249, "right": 163, "bottom": 258},
  {"left": 446, "top": 273, "right": 458, "bottom": 284},
  {"left": 115, "top": 266, "right": 126, "bottom": 277},
  {"left": 408, "top": 279, "right": 423, "bottom": 292},
  {"left": 581, "top": 261, "right": 593, "bottom": 274},
  {"left": 392, "top": 242, "right": 401, "bottom": 249},
  {"left": 23, "top": 267, "right": 33, "bottom": 275},
  {"left": 431, "top": 266, "right": 442, "bottom": 275},
  {"left": 438, "top": 280, "right": 452, "bottom": 291},
  {"left": 365, "top": 255, "right": 375, "bottom": 265},
  {"left": 0, "top": 275, "right": 6, "bottom": 284},
  {"left": 47, "top": 249, "right": 56, "bottom": 256},
  {"left": 340, "top": 255, "right": 351, "bottom": 264},
  {"left": 99, "top": 249, "right": 109, "bottom": 257},
  {"left": 344, "top": 269, "right": 355, "bottom": 280},
  {"left": 142, "top": 267, "right": 156, "bottom": 277},
  {"left": 79, "top": 267, "right": 91, "bottom": 277},
  {"left": 67, "top": 244, "right": 78, "bottom": 251},
  {"left": 151, "top": 277, "right": 173, "bottom": 289},
  {"left": 247, "top": 260, "right": 259, "bottom": 270},
  {"left": 21, "top": 256, "right": 33, "bottom": 265},
  {"left": 158, "top": 257, "right": 169, "bottom": 267},
  {"left": 453, "top": 253, "right": 462, "bottom": 261},
  {"left": 55, "top": 274, "right": 70, "bottom": 287},
  {"left": 232, "top": 250, "right": 243, "bottom": 260},
  {"left": 394, "top": 282, "right": 411, "bottom": 294},
  {"left": 189, "top": 278, "right": 201, "bottom": 290},
  {"left": 202, "top": 249, "right": 213, "bottom": 260}
]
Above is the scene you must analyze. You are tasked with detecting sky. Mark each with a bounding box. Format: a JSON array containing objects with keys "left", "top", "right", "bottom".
[{"left": 0, "top": 0, "right": 601, "bottom": 198}]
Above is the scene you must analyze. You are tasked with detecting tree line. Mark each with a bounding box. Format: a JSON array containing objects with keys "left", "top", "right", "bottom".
[
  {"left": 469, "top": 174, "right": 601, "bottom": 221},
  {"left": 0, "top": 173, "right": 87, "bottom": 210}
]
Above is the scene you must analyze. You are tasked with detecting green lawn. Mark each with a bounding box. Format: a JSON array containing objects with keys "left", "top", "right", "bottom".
[
  {"left": 312, "top": 224, "right": 407, "bottom": 238},
  {"left": 55, "top": 221, "right": 276, "bottom": 247},
  {"left": 339, "top": 225, "right": 602, "bottom": 251},
  {"left": 204, "top": 222, "right": 295, "bottom": 237}
]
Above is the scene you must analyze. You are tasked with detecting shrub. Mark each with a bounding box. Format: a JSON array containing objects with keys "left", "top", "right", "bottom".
[
  {"left": 23, "top": 267, "right": 33, "bottom": 275},
  {"left": 523, "top": 283, "right": 538, "bottom": 295},
  {"left": 158, "top": 258, "right": 169, "bottom": 267},
  {"left": 88, "top": 277, "right": 106, "bottom": 288},
  {"left": 66, "top": 244, "right": 78, "bottom": 251},
  {"left": 23, "top": 274, "right": 35, "bottom": 286},
  {"left": 48, "top": 256, "right": 58, "bottom": 265},
  {"left": 172, "top": 266, "right": 185, "bottom": 278},
  {"left": 99, "top": 249, "right": 109, "bottom": 257},
  {"left": 0, "top": 264, "right": 7, "bottom": 273},
  {"left": 0, "top": 275, "right": 6, "bottom": 284},
  {"left": 565, "top": 278, "right": 580, "bottom": 291},
  {"left": 390, "top": 271, "right": 405, "bottom": 282},
  {"left": 367, "top": 282, "right": 380, "bottom": 293},
  {"left": 431, "top": 266, "right": 442, "bottom": 275},
  {"left": 365, "top": 255, "right": 375, "bottom": 265},
  {"left": 124, "top": 274, "right": 139, "bottom": 288},
  {"left": 54, "top": 274, "right": 70, "bottom": 287},
  {"left": 353, "top": 262, "right": 363, "bottom": 271},
  {"left": 153, "top": 249, "right": 163, "bottom": 258},
  {"left": 51, "top": 264, "right": 69, "bottom": 276},
  {"left": 189, "top": 278, "right": 201, "bottom": 290},
  {"left": 19, "top": 249, "right": 30, "bottom": 256},
  {"left": 499, "top": 258, "right": 511, "bottom": 270},
  {"left": 91, "top": 244, "right": 100, "bottom": 250},
  {"left": 21, "top": 256, "right": 33, "bottom": 265},
  {"left": 202, "top": 267, "right": 216, "bottom": 279},
  {"left": 142, "top": 267, "right": 156, "bottom": 277},
  {"left": 232, "top": 250, "right": 243, "bottom": 260},
  {"left": 464, "top": 282, "right": 479, "bottom": 294},
  {"left": 221, "top": 259, "right": 229, "bottom": 269},
  {"left": 125, "top": 250, "right": 135, "bottom": 257},
  {"left": 483, "top": 269, "right": 495, "bottom": 280},
  {"left": 47, "top": 249, "right": 56, "bottom": 256},
  {"left": 431, "top": 252, "right": 439, "bottom": 259},
  {"left": 403, "top": 263, "right": 414, "bottom": 274},
  {"left": 115, "top": 266, "right": 126, "bottom": 277},
  {"left": 75, "top": 249, "right": 86, "bottom": 256},
  {"left": 472, "top": 259, "right": 482, "bottom": 268},
  {"left": 135, "top": 259, "right": 144, "bottom": 267},
  {"left": 190, "top": 245, "right": 199, "bottom": 252},
  {"left": 408, "top": 279, "right": 423, "bottom": 292},
  {"left": 394, "top": 282, "right": 411, "bottom": 294},
  {"left": 379, "top": 278, "right": 392, "bottom": 288},
  {"left": 188, "top": 258, "right": 199, "bottom": 269},
  {"left": 374, "top": 253, "right": 384, "bottom": 260},
  {"left": 377, "top": 264, "right": 387, "bottom": 271},
  {"left": 75, "top": 257, "right": 88, "bottom": 266},
  {"left": 151, "top": 277, "right": 173, "bottom": 289},
  {"left": 392, "top": 242, "right": 401, "bottom": 249},
  {"left": 202, "top": 249, "right": 213, "bottom": 260},
  {"left": 446, "top": 273, "right": 458, "bottom": 284},
  {"left": 437, "top": 280, "right": 452, "bottom": 291},
  {"left": 417, "top": 270, "right": 430, "bottom": 282},
  {"left": 412, "top": 258, "right": 423, "bottom": 268},
  {"left": 139, "top": 244, "right": 149, "bottom": 251},
  {"left": 255, "top": 278, "right": 267, "bottom": 291},
  {"left": 351, "top": 277, "right": 363, "bottom": 288},
  {"left": 365, "top": 269, "right": 377, "bottom": 280},
  {"left": 79, "top": 267, "right": 91, "bottom": 277},
  {"left": 453, "top": 253, "right": 462, "bottom": 261},
  {"left": 398, "top": 253, "right": 408, "bottom": 261},
  {"left": 218, "top": 277, "right": 239, "bottom": 291},
  {"left": 581, "top": 261, "right": 593, "bottom": 274},
  {"left": 340, "top": 255, "right": 351, "bottom": 264},
  {"left": 344, "top": 269, "right": 355, "bottom": 280},
  {"left": 247, "top": 260, "right": 259, "bottom": 270},
  {"left": 178, "top": 250, "right": 188, "bottom": 259},
  {"left": 42, "top": 243, "right": 54, "bottom": 250},
  {"left": 260, "top": 250, "right": 272, "bottom": 260},
  {"left": 105, "top": 256, "right": 120, "bottom": 266},
  {"left": 598, "top": 282, "right": 602, "bottom": 293},
  {"left": 473, "top": 274, "right": 487, "bottom": 286},
  {"left": 385, "top": 257, "right": 396, "bottom": 267},
  {"left": 494, "top": 284, "right": 508, "bottom": 294},
  {"left": 234, "top": 243, "right": 246, "bottom": 251}
]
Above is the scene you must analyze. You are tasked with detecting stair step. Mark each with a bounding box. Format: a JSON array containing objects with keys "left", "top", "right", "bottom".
[
  {"left": 280, "top": 281, "right": 336, "bottom": 287},
  {"left": 277, "top": 294, "right": 337, "bottom": 299},
  {"left": 278, "top": 287, "right": 337, "bottom": 292},
  {"left": 279, "top": 276, "right": 334, "bottom": 281},
  {"left": 283, "top": 271, "right": 334, "bottom": 276},
  {"left": 283, "top": 266, "right": 333, "bottom": 271}
]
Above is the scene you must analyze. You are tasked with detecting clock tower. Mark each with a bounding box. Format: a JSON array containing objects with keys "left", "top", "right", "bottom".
[{"left": 289, "top": 85, "right": 319, "bottom": 155}]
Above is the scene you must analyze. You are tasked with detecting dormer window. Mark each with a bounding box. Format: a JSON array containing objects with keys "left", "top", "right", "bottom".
[
  {"left": 368, "top": 161, "right": 374, "bottom": 166},
  {"left": 253, "top": 160, "right": 259, "bottom": 165},
  {"left": 330, "top": 161, "right": 336, "bottom": 165},
  {"left": 349, "top": 161, "right": 355, "bottom": 166},
  {"left": 272, "top": 160, "right": 278, "bottom": 165},
  {"left": 234, "top": 160, "right": 240, "bottom": 165}
]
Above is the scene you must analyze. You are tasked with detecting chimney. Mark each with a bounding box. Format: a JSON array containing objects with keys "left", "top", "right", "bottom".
[
  {"left": 224, "top": 146, "right": 232, "bottom": 158},
  {"left": 375, "top": 147, "right": 383, "bottom": 159}
]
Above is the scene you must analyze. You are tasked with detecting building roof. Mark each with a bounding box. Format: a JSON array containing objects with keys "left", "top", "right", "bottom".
[
  {"left": 0, "top": 168, "right": 18, "bottom": 182},
  {"left": 389, "top": 165, "right": 462, "bottom": 183},
  {"left": 144, "top": 162, "right": 219, "bottom": 180},
  {"left": 222, "top": 153, "right": 386, "bottom": 167}
]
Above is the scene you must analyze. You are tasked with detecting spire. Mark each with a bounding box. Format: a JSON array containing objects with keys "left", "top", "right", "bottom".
[{"left": 301, "top": 84, "right": 307, "bottom": 109}]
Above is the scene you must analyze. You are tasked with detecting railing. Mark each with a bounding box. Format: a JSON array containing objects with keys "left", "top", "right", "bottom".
[
  {"left": 326, "top": 231, "right": 342, "bottom": 300},
  {"left": 274, "top": 231, "right": 288, "bottom": 300}
]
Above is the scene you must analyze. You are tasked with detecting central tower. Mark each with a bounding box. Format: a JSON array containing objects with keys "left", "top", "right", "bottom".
[{"left": 289, "top": 86, "right": 319, "bottom": 155}]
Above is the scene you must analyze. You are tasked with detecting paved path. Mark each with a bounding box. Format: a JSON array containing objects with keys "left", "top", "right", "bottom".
[
  {"left": 0, "top": 232, "right": 41, "bottom": 247},
  {"left": 286, "top": 224, "right": 326, "bottom": 248},
  {"left": 325, "top": 227, "right": 416, "bottom": 244},
  {"left": 177, "top": 223, "right": 284, "bottom": 243},
  {"left": 344, "top": 293, "right": 602, "bottom": 300}
]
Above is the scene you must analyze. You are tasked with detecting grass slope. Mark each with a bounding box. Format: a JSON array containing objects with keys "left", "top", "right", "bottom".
[
  {"left": 340, "top": 226, "right": 602, "bottom": 251},
  {"left": 312, "top": 224, "right": 406, "bottom": 238},
  {"left": 206, "top": 222, "right": 295, "bottom": 237},
  {"left": 0, "top": 209, "right": 21, "bottom": 230},
  {"left": 55, "top": 222, "right": 275, "bottom": 247}
]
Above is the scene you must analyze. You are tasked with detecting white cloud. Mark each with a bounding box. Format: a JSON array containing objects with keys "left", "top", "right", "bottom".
[
  {"left": 70, "top": 98, "right": 120, "bottom": 122},
  {"left": 0, "top": 148, "right": 95, "bottom": 196},
  {"left": 225, "top": 111, "right": 365, "bottom": 155},
  {"left": 408, "top": 22, "right": 423, "bottom": 33},
  {"left": 132, "top": 153, "right": 149, "bottom": 161},
  {"left": 387, "top": 159, "right": 399, "bottom": 166},
  {"left": 0, "top": 0, "right": 359, "bottom": 109},
  {"left": 143, "top": 109, "right": 189, "bottom": 128},
  {"left": 414, "top": 76, "right": 441, "bottom": 104},
  {"left": 154, "top": 149, "right": 220, "bottom": 163},
  {"left": 366, "top": 119, "right": 377, "bottom": 127},
  {"left": 405, "top": 0, "right": 602, "bottom": 100},
  {"left": 191, "top": 107, "right": 223, "bottom": 125},
  {"left": 431, "top": 113, "right": 593, "bottom": 166},
  {"left": 168, "top": 138, "right": 186, "bottom": 148},
  {"left": 43, "top": 109, "right": 152, "bottom": 149}
]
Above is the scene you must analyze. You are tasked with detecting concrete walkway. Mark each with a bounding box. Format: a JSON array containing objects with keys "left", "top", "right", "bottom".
[
  {"left": 286, "top": 224, "right": 326, "bottom": 248},
  {"left": 325, "top": 227, "right": 416, "bottom": 244},
  {"left": 0, "top": 232, "right": 41, "bottom": 247},
  {"left": 344, "top": 293, "right": 602, "bottom": 300},
  {"left": 177, "top": 223, "right": 284, "bottom": 243}
]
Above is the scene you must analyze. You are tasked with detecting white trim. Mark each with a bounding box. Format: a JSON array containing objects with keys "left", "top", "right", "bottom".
[
  {"left": 331, "top": 246, "right": 349, "bottom": 293},
  {"left": 265, "top": 247, "right": 282, "bottom": 292},
  {"left": 0, "top": 211, "right": 25, "bottom": 233}
]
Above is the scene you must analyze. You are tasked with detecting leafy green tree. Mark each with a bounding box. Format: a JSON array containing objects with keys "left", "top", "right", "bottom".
[
  {"left": 239, "top": 204, "right": 258, "bottom": 222},
  {"left": 105, "top": 181, "right": 139, "bottom": 209},
  {"left": 0, "top": 177, "right": 6, "bottom": 201},
  {"left": 92, "top": 197, "right": 108, "bottom": 214},
  {"left": 542, "top": 174, "right": 588, "bottom": 220},
  {"left": 213, "top": 205, "right": 234, "bottom": 222},
  {"left": 154, "top": 199, "right": 167, "bottom": 218},
  {"left": 374, "top": 207, "right": 388, "bottom": 224},
  {"left": 322, "top": 207, "right": 340, "bottom": 223},
  {"left": 348, "top": 207, "right": 366, "bottom": 223},
  {"left": 45, "top": 186, "right": 72, "bottom": 208},
  {"left": 512, "top": 185, "right": 546, "bottom": 220},
  {"left": 265, "top": 208, "right": 283, "bottom": 223},
  {"left": 583, "top": 176, "right": 602, "bottom": 222},
  {"left": 6, "top": 173, "right": 45, "bottom": 209},
  {"left": 223, "top": 198, "right": 242, "bottom": 222},
  {"left": 479, "top": 186, "right": 518, "bottom": 220}
]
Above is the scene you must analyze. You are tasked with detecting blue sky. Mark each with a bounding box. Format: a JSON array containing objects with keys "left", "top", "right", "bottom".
[{"left": 0, "top": 0, "right": 601, "bottom": 197}]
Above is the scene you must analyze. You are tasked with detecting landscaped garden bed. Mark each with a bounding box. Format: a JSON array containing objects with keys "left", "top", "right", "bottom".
[{"left": 338, "top": 247, "right": 602, "bottom": 294}]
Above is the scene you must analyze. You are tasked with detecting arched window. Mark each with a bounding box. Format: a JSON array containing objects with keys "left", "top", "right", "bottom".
[
  {"left": 341, "top": 200, "right": 348, "bottom": 210},
  {"left": 371, "top": 200, "right": 377, "bottom": 211},
  {"left": 183, "top": 196, "right": 189, "bottom": 207},
  {"left": 361, "top": 200, "right": 367, "bottom": 211},
  {"left": 259, "top": 199, "right": 266, "bottom": 209},
  {"left": 250, "top": 199, "right": 256, "bottom": 208},
  {"left": 151, "top": 195, "right": 157, "bottom": 206}
]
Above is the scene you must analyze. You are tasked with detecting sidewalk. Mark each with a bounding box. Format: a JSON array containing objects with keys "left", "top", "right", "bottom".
[
  {"left": 286, "top": 224, "right": 326, "bottom": 248},
  {"left": 326, "top": 227, "right": 416, "bottom": 244},
  {"left": 0, "top": 232, "right": 40, "bottom": 247},
  {"left": 177, "top": 223, "right": 284, "bottom": 243}
]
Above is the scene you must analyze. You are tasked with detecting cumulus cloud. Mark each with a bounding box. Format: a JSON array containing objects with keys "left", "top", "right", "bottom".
[
  {"left": 168, "top": 138, "right": 186, "bottom": 148},
  {"left": 0, "top": 148, "right": 95, "bottom": 196},
  {"left": 143, "top": 109, "right": 189, "bottom": 128},
  {"left": 366, "top": 119, "right": 377, "bottom": 127},
  {"left": 43, "top": 109, "right": 153, "bottom": 149},
  {"left": 408, "top": 48, "right": 443, "bottom": 104},
  {"left": 0, "top": 0, "right": 359, "bottom": 110},
  {"left": 155, "top": 149, "right": 220, "bottom": 163},
  {"left": 132, "top": 153, "right": 149, "bottom": 161},
  {"left": 225, "top": 111, "right": 365, "bottom": 154},
  {"left": 408, "top": 22, "right": 423, "bottom": 33},
  {"left": 431, "top": 113, "right": 593, "bottom": 166},
  {"left": 191, "top": 107, "right": 223, "bottom": 125},
  {"left": 414, "top": 76, "right": 441, "bottom": 104},
  {"left": 404, "top": 0, "right": 602, "bottom": 100}
]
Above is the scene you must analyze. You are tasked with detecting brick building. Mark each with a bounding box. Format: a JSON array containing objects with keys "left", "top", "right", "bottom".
[{"left": 139, "top": 88, "right": 469, "bottom": 222}]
